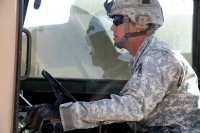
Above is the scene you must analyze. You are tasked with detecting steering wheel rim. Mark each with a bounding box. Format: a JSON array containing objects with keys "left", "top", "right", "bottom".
[{"left": 42, "top": 70, "right": 77, "bottom": 109}]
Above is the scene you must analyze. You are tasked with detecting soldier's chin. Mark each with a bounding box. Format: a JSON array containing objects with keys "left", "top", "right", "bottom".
[
  {"left": 114, "top": 42, "right": 124, "bottom": 49},
  {"left": 113, "top": 39, "right": 119, "bottom": 46},
  {"left": 113, "top": 42, "right": 118, "bottom": 47}
]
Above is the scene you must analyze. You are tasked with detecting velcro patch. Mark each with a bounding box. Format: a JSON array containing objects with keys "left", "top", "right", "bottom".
[{"left": 142, "top": 0, "right": 150, "bottom": 4}]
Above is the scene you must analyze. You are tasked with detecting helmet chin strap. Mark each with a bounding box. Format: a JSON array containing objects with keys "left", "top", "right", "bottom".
[
  {"left": 114, "top": 31, "right": 147, "bottom": 49},
  {"left": 114, "top": 16, "right": 147, "bottom": 49}
]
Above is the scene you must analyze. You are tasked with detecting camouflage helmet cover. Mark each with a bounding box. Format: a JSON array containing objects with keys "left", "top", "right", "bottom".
[{"left": 109, "top": 0, "right": 164, "bottom": 28}]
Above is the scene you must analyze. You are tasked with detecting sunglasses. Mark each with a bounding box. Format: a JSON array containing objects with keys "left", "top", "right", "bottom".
[{"left": 112, "top": 15, "right": 124, "bottom": 26}]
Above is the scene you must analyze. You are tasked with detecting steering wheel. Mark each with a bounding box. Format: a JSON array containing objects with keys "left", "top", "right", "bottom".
[
  {"left": 41, "top": 70, "right": 77, "bottom": 109},
  {"left": 41, "top": 70, "right": 79, "bottom": 133},
  {"left": 19, "top": 70, "right": 77, "bottom": 133}
]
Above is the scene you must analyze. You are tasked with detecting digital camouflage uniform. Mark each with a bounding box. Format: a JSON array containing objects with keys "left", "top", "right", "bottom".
[{"left": 59, "top": 35, "right": 200, "bottom": 132}]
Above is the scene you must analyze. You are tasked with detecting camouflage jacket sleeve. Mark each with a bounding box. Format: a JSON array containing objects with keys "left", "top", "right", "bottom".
[{"left": 59, "top": 49, "right": 183, "bottom": 131}]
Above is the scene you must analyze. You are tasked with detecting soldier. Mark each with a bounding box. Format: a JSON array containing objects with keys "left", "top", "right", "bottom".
[{"left": 25, "top": 0, "right": 200, "bottom": 132}]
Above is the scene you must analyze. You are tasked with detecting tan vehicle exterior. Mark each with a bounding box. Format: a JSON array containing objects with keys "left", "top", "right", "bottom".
[{"left": 0, "top": 0, "right": 19, "bottom": 132}]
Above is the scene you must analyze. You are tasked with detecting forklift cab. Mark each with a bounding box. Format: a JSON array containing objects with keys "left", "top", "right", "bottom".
[{"left": 16, "top": 0, "right": 200, "bottom": 132}]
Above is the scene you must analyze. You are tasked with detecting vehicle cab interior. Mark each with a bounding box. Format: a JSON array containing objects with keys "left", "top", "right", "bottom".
[{"left": 17, "top": 0, "right": 200, "bottom": 132}]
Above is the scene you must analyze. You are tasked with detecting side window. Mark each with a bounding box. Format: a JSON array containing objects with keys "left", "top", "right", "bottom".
[
  {"left": 22, "top": 0, "right": 193, "bottom": 80},
  {"left": 22, "top": 0, "right": 131, "bottom": 80},
  {"left": 156, "top": 0, "right": 193, "bottom": 64}
]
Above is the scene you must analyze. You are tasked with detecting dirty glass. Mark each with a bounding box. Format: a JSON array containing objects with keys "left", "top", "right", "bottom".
[
  {"left": 22, "top": 0, "right": 193, "bottom": 79},
  {"left": 156, "top": 0, "right": 193, "bottom": 65}
]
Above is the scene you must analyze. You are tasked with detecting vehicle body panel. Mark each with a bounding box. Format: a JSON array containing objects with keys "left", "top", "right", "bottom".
[{"left": 0, "top": 0, "right": 19, "bottom": 132}]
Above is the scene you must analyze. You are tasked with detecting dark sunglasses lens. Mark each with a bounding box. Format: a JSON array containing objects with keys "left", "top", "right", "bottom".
[{"left": 113, "top": 16, "right": 123, "bottom": 26}]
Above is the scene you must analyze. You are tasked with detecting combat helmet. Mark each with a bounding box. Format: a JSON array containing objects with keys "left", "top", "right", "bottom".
[{"left": 104, "top": 0, "right": 164, "bottom": 48}]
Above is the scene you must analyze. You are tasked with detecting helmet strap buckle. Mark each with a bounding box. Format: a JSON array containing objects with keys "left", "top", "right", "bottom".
[{"left": 123, "top": 16, "right": 130, "bottom": 33}]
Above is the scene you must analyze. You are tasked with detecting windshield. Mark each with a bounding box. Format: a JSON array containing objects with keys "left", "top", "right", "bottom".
[{"left": 22, "top": 0, "right": 193, "bottom": 80}]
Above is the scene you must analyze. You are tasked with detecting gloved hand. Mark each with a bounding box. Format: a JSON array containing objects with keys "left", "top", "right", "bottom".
[{"left": 25, "top": 104, "right": 60, "bottom": 130}]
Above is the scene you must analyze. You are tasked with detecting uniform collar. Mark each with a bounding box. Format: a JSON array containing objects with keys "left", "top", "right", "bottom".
[{"left": 129, "top": 35, "right": 154, "bottom": 72}]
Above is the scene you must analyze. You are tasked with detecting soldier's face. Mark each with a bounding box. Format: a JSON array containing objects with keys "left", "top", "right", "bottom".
[
  {"left": 110, "top": 19, "right": 144, "bottom": 56},
  {"left": 110, "top": 15, "right": 124, "bottom": 44},
  {"left": 110, "top": 23, "right": 124, "bottom": 44},
  {"left": 110, "top": 18, "right": 137, "bottom": 46}
]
